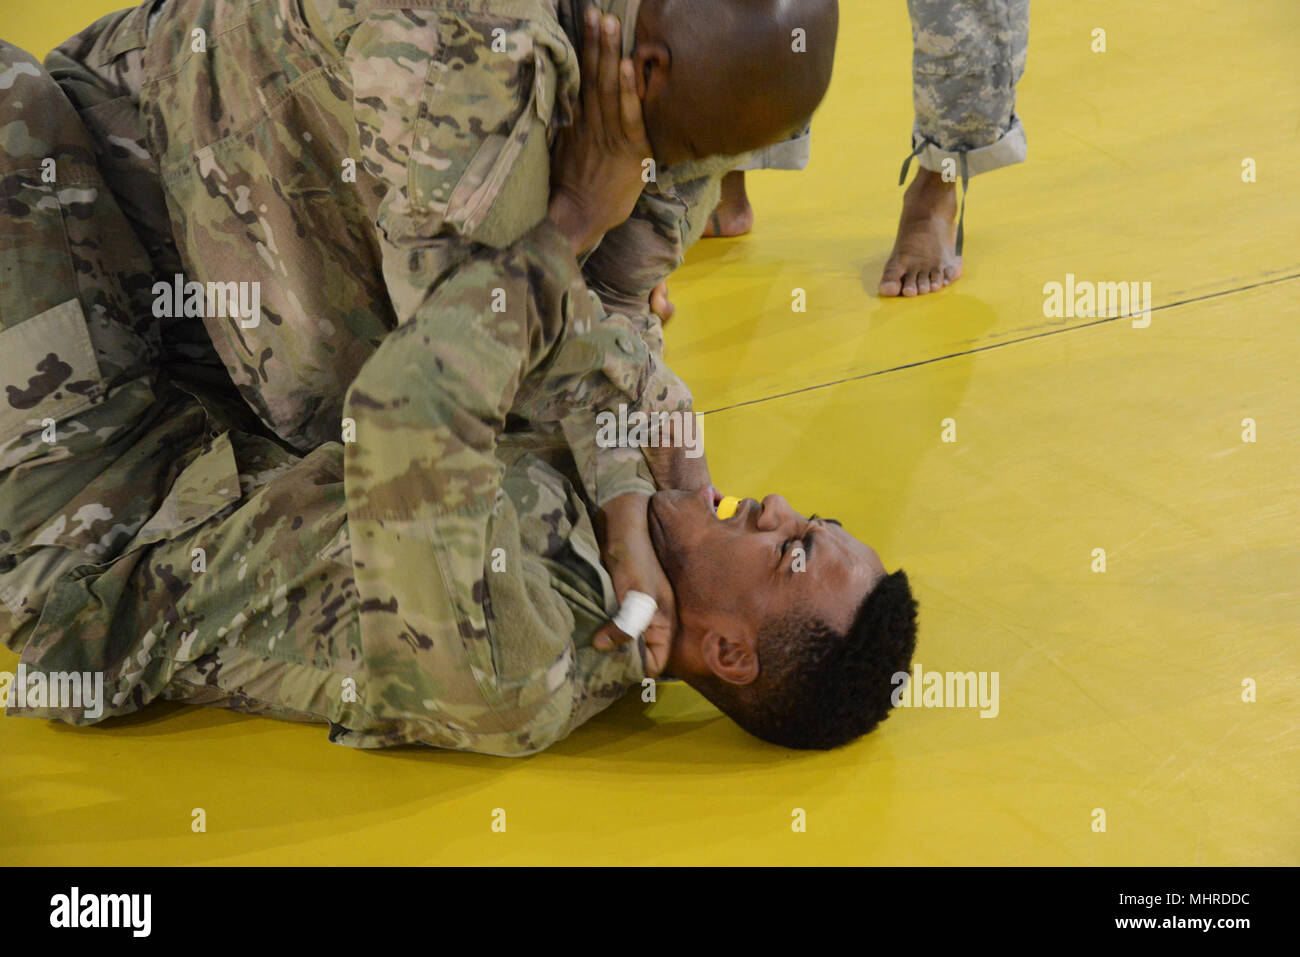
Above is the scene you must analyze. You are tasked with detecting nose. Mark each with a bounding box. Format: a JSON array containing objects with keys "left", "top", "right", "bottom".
[{"left": 755, "top": 494, "right": 796, "bottom": 531}]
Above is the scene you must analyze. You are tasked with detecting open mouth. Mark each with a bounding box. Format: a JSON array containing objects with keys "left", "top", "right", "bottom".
[{"left": 698, "top": 484, "right": 724, "bottom": 513}]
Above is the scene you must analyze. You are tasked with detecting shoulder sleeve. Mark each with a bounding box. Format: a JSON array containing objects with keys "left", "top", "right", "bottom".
[
  {"left": 343, "top": 219, "right": 645, "bottom": 756},
  {"left": 347, "top": 6, "right": 577, "bottom": 314}
]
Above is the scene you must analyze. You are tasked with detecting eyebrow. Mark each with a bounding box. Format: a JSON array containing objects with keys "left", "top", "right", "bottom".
[
  {"left": 783, "top": 516, "right": 841, "bottom": 575},
  {"left": 798, "top": 517, "right": 841, "bottom": 570}
]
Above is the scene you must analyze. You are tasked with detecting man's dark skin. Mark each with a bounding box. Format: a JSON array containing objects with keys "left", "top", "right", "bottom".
[
  {"left": 651, "top": 486, "right": 886, "bottom": 684},
  {"left": 541, "top": 4, "right": 883, "bottom": 688},
  {"left": 551, "top": 0, "right": 839, "bottom": 318},
  {"left": 631, "top": 0, "right": 837, "bottom": 168},
  {"left": 644, "top": 0, "right": 839, "bottom": 318},
  {"left": 706, "top": 164, "right": 963, "bottom": 298}
]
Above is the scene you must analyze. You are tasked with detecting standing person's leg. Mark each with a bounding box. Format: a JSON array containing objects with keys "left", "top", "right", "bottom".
[
  {"left": 879, "top": 0, "right": 1029, "bottom": 297},
  {"left": 656, "top": 127, "right": 811, "bottom": 323},
  {"left": 700, "top": 127, "right": 813, "bottom": 239}
]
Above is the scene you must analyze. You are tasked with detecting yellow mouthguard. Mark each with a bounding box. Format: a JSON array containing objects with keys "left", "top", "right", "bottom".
[{"left": 716, "top": 495, "right": 741, "bottom": 519}]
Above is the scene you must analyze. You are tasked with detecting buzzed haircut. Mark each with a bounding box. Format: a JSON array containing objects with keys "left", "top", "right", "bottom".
[
  {"left": 657, "top": 0, "right": 839, "bottom": 136},
  {"left": 705, "top": 569, "right": 919, "bottom": 750}
]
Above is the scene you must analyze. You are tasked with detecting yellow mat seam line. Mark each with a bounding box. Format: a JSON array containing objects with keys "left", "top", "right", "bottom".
[{"left": 698, "top": 271, "right": 1300, "bottom": 417}]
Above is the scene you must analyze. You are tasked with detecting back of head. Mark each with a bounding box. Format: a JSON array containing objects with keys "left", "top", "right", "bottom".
[
  {"left": 642, "top": 0, "right": 840, "bottom": 161},
  {"left": 698, "top": 569, "right": 919, "bottom": 750}
]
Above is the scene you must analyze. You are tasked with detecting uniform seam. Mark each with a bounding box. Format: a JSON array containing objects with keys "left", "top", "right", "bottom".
[{"left": 141, "top": 1, "right": 272, "bottom": 87}]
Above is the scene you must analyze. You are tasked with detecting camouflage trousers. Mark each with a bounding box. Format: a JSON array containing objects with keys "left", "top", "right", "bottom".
[
  {"left": 0, "top": 40, "right": 381, "bottom": 739},
  {"left": 908, "top": 0, "right": 1030, "bottom": 178},
  {"left": 734, "top": 2, "right": 1029, "bottom": 187}
]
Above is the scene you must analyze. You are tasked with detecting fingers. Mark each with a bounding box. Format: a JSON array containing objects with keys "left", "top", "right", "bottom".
[
  {"left": 596, "top": 589, "right": 674, "bottom": 657},
  {"left": 582, "top": 10, "right": 641, "bottom": 151},
  {"left": 649, "top": 282, "right": 674, "bottom": 322},
  {"left": 593, "top": 621, "right": 634, "bottom": 651},
  {"left": 580, "top": 7, "right": 603, "bottom": 140},
  {"left": 619, "top": 59, "right": 650, "bottom": 153},
  {"left": 597, "top": 13, "right": 623, "bottom": 144}
]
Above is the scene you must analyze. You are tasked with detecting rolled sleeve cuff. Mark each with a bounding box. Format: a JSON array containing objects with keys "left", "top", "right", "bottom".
[
  {"left": 913, "top": 112, "right": 1027, "bottom": 178},
  {"left": 734, "top": 129, "right": 812, "bottom": 172}
]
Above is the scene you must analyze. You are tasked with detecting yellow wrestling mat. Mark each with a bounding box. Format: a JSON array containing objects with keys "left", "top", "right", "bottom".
[{"left": 1, "top": 0, "right": 1295, "bottom": 865}]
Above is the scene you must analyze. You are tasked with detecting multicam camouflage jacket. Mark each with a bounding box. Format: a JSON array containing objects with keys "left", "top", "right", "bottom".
[
  {"left": 0, "top": 0, "right": 740, "bottom": 752},
  {"left": 47, "top": 0, "right": 729, "bottom": 463}
]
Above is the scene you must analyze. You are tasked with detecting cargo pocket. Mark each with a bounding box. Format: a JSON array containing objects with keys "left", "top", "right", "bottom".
[
  {"left": 408, "top": 14, "right": 558, "bottom": 247},
  {"left": 0, "top": 173, "right": 83, "bottom": 331},
  {"left": 6, "top": 424, "right": 246, "bottom": 720},
  {"left": 125, "top": 427, "right": 243, "bottom": 553},
  {"left": 0, "top": 298, "right": 105, "bottom": 453}
]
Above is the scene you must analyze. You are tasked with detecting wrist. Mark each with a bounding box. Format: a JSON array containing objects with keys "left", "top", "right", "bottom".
[
  {"left": 548, "top": 192, "right": 601, "bottom": 258},
  {"left": 596, "top": 491, "right": 651, "bottom": 552}
]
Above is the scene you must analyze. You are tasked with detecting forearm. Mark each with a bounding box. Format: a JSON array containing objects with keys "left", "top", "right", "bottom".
[
  {"left": 344, "top": 219, "right": 644, "bottom": 753},
  {"left": 548, "top": 191, "right": 610, "bottom": 260}
]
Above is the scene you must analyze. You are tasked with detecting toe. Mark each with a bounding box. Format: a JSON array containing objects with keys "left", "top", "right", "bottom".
[
  {"left": 878, "top": 260, "right": 906, "bottom": 297},
  {"left": 916, "top": 271, "right": 932, "bottom": 295},
  {"left": 901, "top": 271, "right": 919, "bottom": 297},
  {"left": 928, "top": 268, "right": 945, "bottom": 291}
]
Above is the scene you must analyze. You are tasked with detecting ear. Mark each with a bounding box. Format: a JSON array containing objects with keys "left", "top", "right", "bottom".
[
  {"left": 632, "top": 41, "right": 671, "bottom": 100},
  {"left": 701, "top": 623, "right": 760, "bottom": 687}
]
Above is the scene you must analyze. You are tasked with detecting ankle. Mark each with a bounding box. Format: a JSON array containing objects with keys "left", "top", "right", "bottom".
[
  {"left": 910, "top": 166, "right": 956, "bottom": 196},
  {"left": 719, "top": 170, "right": 749, "bottom": 207}
]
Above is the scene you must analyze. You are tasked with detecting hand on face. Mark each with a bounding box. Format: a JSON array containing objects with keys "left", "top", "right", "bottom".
[
  {"left": 640, "top": 413, "right": 711, "bottom": 495},
  {"left": 548, "top": 10, "right": 653, "bottom": 256},
  {"left": 593, "top": 492, "right": 677, "bottom": 677}
]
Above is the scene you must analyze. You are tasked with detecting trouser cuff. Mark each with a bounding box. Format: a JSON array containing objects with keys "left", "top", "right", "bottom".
[
  {"left": 913, "top": 113, "right": 1027, "bottom": 178},
  {"left": 734, "top": 128, "right": 812, "bottom": 172}
]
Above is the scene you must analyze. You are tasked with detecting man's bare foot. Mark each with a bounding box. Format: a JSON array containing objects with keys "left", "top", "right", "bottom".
[
  {"left": 878, "top": 167, "right": 963, "bottom": 297},
  {"left": 701, "top": 170, "right": 754, "bottom": 238}
]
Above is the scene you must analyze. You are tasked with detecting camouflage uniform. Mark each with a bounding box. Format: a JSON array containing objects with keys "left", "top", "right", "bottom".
[
  {"left": 734, "top": 127, "right": 812, "bottom": 173},
  {"left": 728, "top": 1, "right": 1028, "bottom": 251},
  {"left": 35, "top": 0, "right": 723, "bottom": 458},
  {"left": 0, "top": 0, "right": 725, "bottom": 755},
  {"left": 905, "top": 0, "right": 1029, "bottom": 178},
  {"left": 896, "top": 0, "right": 1029, "bottom": 254}
]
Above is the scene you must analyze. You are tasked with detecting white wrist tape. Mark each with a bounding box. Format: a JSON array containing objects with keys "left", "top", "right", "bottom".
[{"left": 612, "top": 590, "right": 657, "bottom": 639}]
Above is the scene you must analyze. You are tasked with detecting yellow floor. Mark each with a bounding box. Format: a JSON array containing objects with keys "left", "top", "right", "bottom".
[{"left": 1, "top": 1, "right": 1296, "bottom": 865}]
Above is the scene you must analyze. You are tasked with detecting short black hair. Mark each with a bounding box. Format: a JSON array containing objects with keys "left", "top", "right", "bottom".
[{"left": 704, "top": 570, "right": 918, "bottom": 750}]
